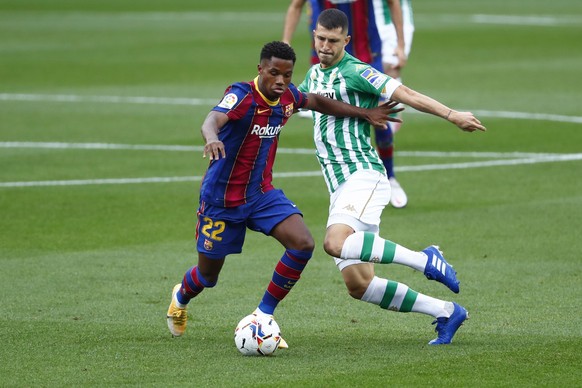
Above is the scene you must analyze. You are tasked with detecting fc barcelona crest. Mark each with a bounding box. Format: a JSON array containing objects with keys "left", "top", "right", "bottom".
[
  {"left": 204, "top": 239, "right": 214, "bottom": 251},
  {"left": 284, "top": 104, "right": 293, "bottom": 118}
]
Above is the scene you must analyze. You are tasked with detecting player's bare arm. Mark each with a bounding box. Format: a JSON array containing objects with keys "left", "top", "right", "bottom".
[
  {"left": 282, "top": 0, "right": 307, "bottom": 45},
  {"left": 388, "top": 0, "right": 406, "bottom": 69},
  {"left": 305, "top": 93, "right": 403, "bottom": 129},
  {"left": 391, "top": 85, "right": 486, "bottom": 132},
  {"left": 201, "top": 111, "right": 228, "bottom": 160}
]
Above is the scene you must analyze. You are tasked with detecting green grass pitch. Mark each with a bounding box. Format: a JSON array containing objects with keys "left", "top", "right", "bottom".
[{"left": 1, "top": 0, "right": 581, "bottom": 386}]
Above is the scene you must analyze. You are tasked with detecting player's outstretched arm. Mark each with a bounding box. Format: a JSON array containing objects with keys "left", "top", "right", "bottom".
[
  {"left": 391, "top": 85, "right": 486, "bottom": 132},
  {"left": 305, "top": 93, "right": 403, "bottom": 129},
  {"left": 201, "top": 111, "right": 228, "bottom": 160}
]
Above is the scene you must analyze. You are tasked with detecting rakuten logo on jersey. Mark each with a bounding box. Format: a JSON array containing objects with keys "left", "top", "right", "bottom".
[{"left": 251, "top": 123, "right": 282, "bottom": 138}]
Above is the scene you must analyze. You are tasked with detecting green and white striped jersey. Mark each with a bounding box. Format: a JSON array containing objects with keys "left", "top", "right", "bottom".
[
  {"left": 298, "top": 52, "right": 402, "bottom": 193},
  {"left": 373, "top": 0, "right": 414, "bottom": 27}
]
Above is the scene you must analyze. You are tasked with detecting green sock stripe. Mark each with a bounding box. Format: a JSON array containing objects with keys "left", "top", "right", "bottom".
[
  {"left": 380, "top": 240, "right": 396, "bottom": 264},
  {"left": 400, "top": 289, "right": 419, "bottom": 313},
  {"left": 379, "top": 281, "right": 399, "bottom": 309},
  {"left": 360, "top": 232, "right": 375, "bottom": 262}
]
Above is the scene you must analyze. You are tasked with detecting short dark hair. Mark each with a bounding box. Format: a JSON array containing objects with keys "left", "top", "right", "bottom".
[
  {"left": 260, "top": 41, "right": 296, "bottom": 64},
  {"left": 316, "top": 8, "right": 348, "bottom": 33}
]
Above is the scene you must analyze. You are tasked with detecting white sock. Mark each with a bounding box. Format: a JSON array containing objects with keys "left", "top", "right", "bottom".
[
  {"left": 361, "top": 276, "right": 452, "bottom": 318},
  {"left": 412, "top": 295, "right": 453, "bottom": 318},
  {"left": 253, "top": 307, "right": 273, "bottom": 317},
  {"left": 341, "top": 231, "right": 427, "bottom": 272},
  {"left": 174, "top": 291, "right": 187, "bottom": 309},
  {"left": 341, "top": 232, "right": 396, "bottom": 264},
  {"left": 393, "top": 245, "right": 428, "bottom": 272},
  {"left": 361, "top": 276, "right": 388, "bottom": 304}
]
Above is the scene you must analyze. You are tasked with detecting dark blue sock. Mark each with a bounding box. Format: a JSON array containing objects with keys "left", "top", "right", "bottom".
[
  {"left": 375, "top": 126, "right": 395, "bottom": 178},
  {"left": 258, "top": 249, "right": 312, "bottom": 315}
]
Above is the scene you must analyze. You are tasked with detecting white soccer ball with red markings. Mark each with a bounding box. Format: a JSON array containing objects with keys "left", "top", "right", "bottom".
[{"left": 234, "top": 314, "right": 282, "bottom": 356}]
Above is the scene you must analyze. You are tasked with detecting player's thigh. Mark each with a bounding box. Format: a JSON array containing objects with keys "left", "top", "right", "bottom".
[
  {"left": 247, "top": 189, "right": 304, "bottom": 235},
  {"left": 380, "top": 23, "right": 415, "bottom": 64},
  {"left": 380, "top": 24, "right": 399, "bottom": 65},
  {"left": 196, "top": 208, "right": 246, "bottom": 258},
  {"left": 270, "top": 213, "right": 315, "bottom": 251},
  {"left": 403, "top": 23, "right": 414, "bottom": 56},
  {"left": 328, "top": 170, "right": 390, "bottom": 228}
]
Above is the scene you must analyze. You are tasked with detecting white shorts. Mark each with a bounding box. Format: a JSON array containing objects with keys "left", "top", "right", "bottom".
[
  {"left": 380, "top": 22, "right": 415, "bottom": 66},
  {"left": 328, "top": 170, "right": 391, "bottom": 271}
]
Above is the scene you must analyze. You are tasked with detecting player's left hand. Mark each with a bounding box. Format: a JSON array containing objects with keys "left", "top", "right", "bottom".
[{"left": 366, "top": 101, "right": 404, "bottom": 129}]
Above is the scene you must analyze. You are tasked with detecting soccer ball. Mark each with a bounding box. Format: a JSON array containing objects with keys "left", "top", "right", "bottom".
[{"left": 234, "top": 314, "right": 282, "bottom": 356}]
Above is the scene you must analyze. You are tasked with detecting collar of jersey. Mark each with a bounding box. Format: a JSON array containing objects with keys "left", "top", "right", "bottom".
[{"left": 254, "top": 77, "right": 280, "bottom": 107}]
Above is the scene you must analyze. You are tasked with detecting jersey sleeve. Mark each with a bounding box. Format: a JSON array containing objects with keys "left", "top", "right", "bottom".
[
  {"left": 212, "top": 83, "right": 253, "bottom": 120},
  {"left": 288, "top": 83, "right": 309, "bottom": 110},
  {"left": 353, "top": 64, "right": 402, "bottom": 100}
]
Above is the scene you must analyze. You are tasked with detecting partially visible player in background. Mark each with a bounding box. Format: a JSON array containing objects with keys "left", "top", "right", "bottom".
[
  {"left": 373, "top": 0, "right": 412, "bottom": 83},
  {"left": 282, "top": 0, "right": 409, "bottom": 208},
  {"left": 166, "top": 41, "right": 401, "bottom": 347},
  {"left": 283, "top": 0, "right": 384, "bottom": 69},
  {"left": 372, "top": 0, "right": 414, "bottom": 207}
]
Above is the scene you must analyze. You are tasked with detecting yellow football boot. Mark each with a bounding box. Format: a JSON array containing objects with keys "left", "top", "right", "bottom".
[{"left": 166, "top": 284, "right": 187, "bottom": 337}]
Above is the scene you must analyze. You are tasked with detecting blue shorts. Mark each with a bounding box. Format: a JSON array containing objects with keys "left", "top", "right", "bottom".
[{"left": 196, "top": 189, "right": 302, "bottom": 259}]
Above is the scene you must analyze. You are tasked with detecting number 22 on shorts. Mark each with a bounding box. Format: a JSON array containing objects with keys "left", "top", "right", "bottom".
[{"left": 200, "top": 217, "right": 225, "bottom": 241}]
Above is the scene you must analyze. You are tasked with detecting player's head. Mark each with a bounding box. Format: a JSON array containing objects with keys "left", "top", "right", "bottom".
[
  {"left": 314, "top": 9, "right": 350, "bottom": 68},
  {"left": 257, "top": 41, "right": 296, "bottom": 100}
]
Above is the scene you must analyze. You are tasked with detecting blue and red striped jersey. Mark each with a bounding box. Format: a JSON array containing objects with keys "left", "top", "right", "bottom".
[
  {"left": 308, "top": 0, "right": 383, "bottom": 70},
  {"left": 200, "top": 77, "right": 308, "bottom": 208}
]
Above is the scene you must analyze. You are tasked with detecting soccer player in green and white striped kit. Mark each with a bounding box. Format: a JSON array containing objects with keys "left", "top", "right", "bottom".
[{"left": 298, "top": 8, "right": 486, "bottom": 345}]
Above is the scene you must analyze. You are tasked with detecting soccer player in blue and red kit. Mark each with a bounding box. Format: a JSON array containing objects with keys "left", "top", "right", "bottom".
[{"left": 166, "top": 41, "right": 401, "bottom": 347}]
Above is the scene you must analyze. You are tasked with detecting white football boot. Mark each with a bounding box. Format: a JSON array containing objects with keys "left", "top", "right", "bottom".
[{"left": 389, "top": 177, "right": 408, "bottom": 208}]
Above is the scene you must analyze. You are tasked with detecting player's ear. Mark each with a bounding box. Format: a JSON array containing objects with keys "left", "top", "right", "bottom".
[
  {"left": 344, "top": 35, "right": 351, "bottom": 46},
  {"left": 257, "top": 64, "right": 262, "bottom": 74}
]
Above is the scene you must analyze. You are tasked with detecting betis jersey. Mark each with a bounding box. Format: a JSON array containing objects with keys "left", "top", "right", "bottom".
[
  {"left": 298, "top": 52, "right": 401, "bottom": 193},
  {"left": 200, "top": 77, "right": 308, "bottom": 207},
  {"left": 372, "top": 0, "right": 414, "bottom": 27}
]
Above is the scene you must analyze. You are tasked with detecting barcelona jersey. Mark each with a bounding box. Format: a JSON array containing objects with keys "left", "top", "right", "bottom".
[
  {"left": 308, "top": 0, "right": 383, "bottom": 70},
  {"left": 200, "top": 77, "right": 308, "bottom": 208}
]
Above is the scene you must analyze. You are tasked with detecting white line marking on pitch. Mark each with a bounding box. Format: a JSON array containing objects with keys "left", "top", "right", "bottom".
[
  {"left": 1, "top": 152, "right": 580, "bottom": 188},
  {"left": 0, "top": 141, "right": 565, "bottom": 158},
  {"left": 1, "top": 93, "right": 581, "bottom": 124}
]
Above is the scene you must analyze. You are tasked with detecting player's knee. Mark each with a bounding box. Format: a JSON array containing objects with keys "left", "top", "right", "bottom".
[
  {"left": 298, "top": 234, "right": 315, "bottom": 253},
  {"left": 345, "top": 281, "right": 368, "bottom": 300},
  {"left": 285, "top": 234, "right": 315, "bottom": 253},
  {"left": 323, "top": 236, "right": 343, "bottom": 258},
  {"left": 196, "top": 269, "right": 218, "bottom": 288}
]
